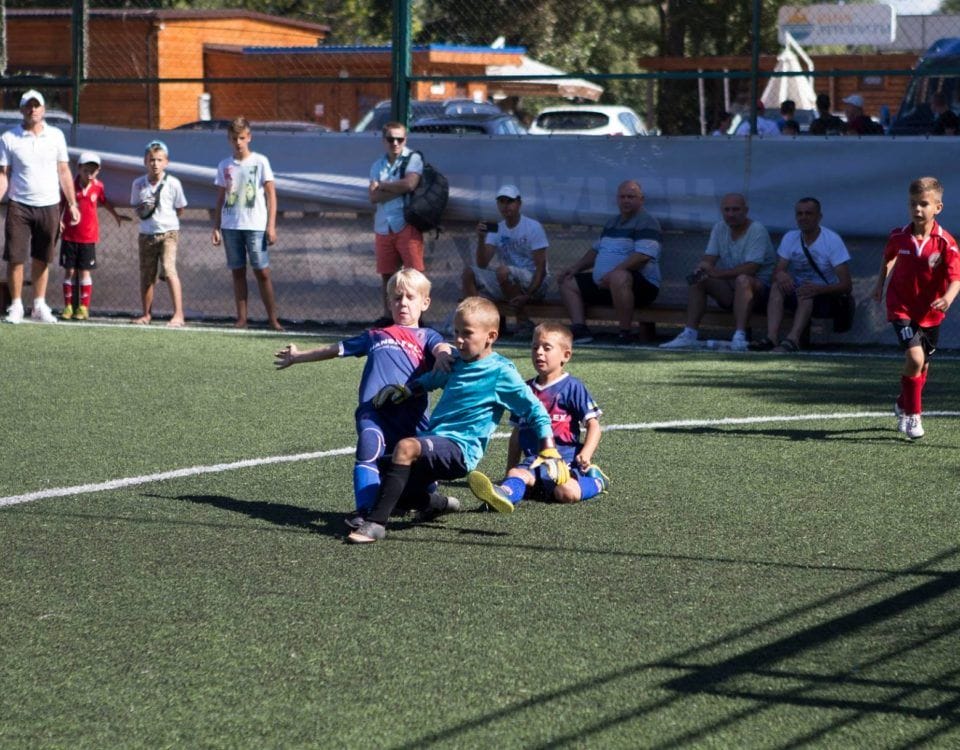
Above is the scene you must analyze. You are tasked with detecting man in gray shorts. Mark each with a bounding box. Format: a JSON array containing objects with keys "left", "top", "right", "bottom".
[{"left": 0, "top": 89, "right": 80, "bottom": 324}]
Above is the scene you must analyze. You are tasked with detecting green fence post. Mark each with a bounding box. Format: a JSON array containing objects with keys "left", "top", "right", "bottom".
[{"left": 391, "top": 0, "right": 411, "bottom": 127}]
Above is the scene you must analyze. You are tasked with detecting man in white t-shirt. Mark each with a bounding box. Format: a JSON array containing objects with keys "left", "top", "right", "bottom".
[
  {"left": 0, "top": 89, "right": 80, "bottom": 324},
  {"left": 661, "top": 193, "right": 774, "bottom": 351},
  {"left": 212, "top": 117, "right": 282, "bottom": 331},
  {"left": 462, "top": 184, "right": 549, "bottom": 337},
  {"left": 752, "top": 196, "right": 852, "bottom": 352}
]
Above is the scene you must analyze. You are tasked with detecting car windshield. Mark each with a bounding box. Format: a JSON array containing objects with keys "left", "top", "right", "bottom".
[{"left": 536, "top": 111, "right": 609, "bottom": 130}]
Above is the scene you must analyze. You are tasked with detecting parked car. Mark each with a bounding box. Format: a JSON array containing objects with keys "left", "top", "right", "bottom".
[
  {"left": 527, "top": 105, "right": 650, "bottom": 136},
  {"left": 354, "top": 98, "right": 502, "bottom": 133},
  {"left": 172, "top": 119, "right": 330, "bottom": 133},
  {"left": 409, "top": 112, "right": 526, "bottom": 135},
  {"left": 0, "top": 109, "right": 73, "bottom": 131}
]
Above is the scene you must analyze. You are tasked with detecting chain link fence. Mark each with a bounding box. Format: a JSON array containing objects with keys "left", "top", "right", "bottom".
[{"left": 0, "top": 0, "right": 954, "bottom": 343}]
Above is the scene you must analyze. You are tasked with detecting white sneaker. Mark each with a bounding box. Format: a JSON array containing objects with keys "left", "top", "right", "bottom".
[
  {"left": 659, "top": 329, "right": 700, "bottom": 349},
  {"left": 4, "top": 302, "right": 24, "bottom": 324},
  {"left": 904, "top": 414, "right": 924, "bottom": 440},
  {"left": 31, "top": 302, "right": 58, "bottom": 324},
  {"left": 894, "top": 401, "right": 906, "bottom": 433},
  {"left": 730, "top": 334, "right": 749, "bottom": 352}
]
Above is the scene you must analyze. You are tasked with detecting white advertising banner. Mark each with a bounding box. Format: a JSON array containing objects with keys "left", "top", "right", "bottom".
[{"left": 778, "top": 4, "right": 896, "bottom": 46}]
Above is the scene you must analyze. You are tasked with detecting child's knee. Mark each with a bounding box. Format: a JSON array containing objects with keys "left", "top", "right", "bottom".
[{"left": 552, "top": 481, "right": 581, "bottom": 504}]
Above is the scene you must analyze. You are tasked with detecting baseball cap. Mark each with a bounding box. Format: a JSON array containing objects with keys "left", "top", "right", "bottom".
[
  {"left": 842, "top": 94, "right": 864, "bottom": 108},
  {"left": 19, "top": 89, "right": 45, "bottom": 107},
  {"left": 78, "top": 151, "right": 101, "bottom": 166},
  {"left": 144, "top": 139, "right": 169, "bottom": 156},
  {"left": 496, "top": 184, "right": 521, "bottom": 200}
]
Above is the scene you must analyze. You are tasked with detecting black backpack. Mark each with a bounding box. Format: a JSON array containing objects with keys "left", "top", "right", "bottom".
[{"left": 399, "top": 150, "right": 449, "bottom": 234}]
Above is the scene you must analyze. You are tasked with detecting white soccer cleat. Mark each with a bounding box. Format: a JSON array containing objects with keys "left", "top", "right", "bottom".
[
  {"left": 30, "top": 302, "right": 58, "bottom": 324},
  {"left": 659, "top": 329, "right": 700, "bottom": 349},
  {"left": 4, "top": 302, "right": 24, "bottom": 324},
  {"left": 904, "top": 414, "right": 924, "bottom": 440}
]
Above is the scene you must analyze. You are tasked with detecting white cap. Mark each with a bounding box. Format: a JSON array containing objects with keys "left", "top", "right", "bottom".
[
  {"left": 842, "top": 94, "right": 864, "bottom": 108},
  {"left": 496, "top": 184, "right": 521, "bottom": 200},
  {"left": 78, "top": 151, "right": 101, "bottom": 166},
  {"left": 19, "top": 89, "right": 45, "bottom": 107}
]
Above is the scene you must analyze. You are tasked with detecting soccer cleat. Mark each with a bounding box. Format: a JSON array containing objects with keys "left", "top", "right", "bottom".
[
  {"left": 904, "top": 414, "right": 924, "bottom": 440},
  {"left": 659, "top": 329, "right": 700, "bottom": 349},
  {"left": 31, "top": 303, "right": 58, "bottom": 324},
  {"left": 467, "top": 471, "right": 515, "bottom": 514},
  {"left": 894, "top": 401, "right": 906, "bottom": 433},
  {"left": 74, "top": 304, "right": 89, "bottom": 321},
  {"left": 584, "top": 464, "right": 610, "bottom": 493},
  {"left": 347, "top": 521, "right": 386, "bottom": 544},
  {"left": 570, "top": 324, "right": 593, "bottom": 344},
  {"left": 61, "top": 304, "right": 74, "bottom": 320},
  {"left": 5, "top": 302, "right": 24, "bottom": 324}
]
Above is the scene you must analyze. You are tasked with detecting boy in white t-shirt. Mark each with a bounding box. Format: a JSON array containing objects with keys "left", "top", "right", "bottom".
[
  {"left": 212, "top": 117, "right": 282, "bottom": 331},
  {"left": 130, "top": 140, "right": 188, "bottom": 327}
]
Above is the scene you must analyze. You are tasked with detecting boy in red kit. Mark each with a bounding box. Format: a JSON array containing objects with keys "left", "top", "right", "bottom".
[
  {"left": 872, "top": 177, "right": 960, "bottom": 439},
  {"left": 59, "top": 152, "right": 129, "bottom": 319}
]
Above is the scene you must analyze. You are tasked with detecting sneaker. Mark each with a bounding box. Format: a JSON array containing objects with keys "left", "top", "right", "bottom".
[
  {"left": 904, "top": 414, "right": 924, "bottom": 440},
  {"left": 31, "top": 302, "right": 58, "bottom": 324},
  {"left": 74, "top": 304, "right": 89, "bottom": 321},
  {"left": 61, "top": 304, "right": 74, "bottom": 320},
  {"left": 467, "top": 471, "right": 515, "bottom": 514},
  {"left": 659, "top": 329, "right": 699, "bottom": 349},
  {"left": 412, "top": 495, "right": 461, "bottom": 523},
  {"left": 346, "top": 520, "right": 386, "bottom": 543},
  {"left": 894, "top": 401, "right": 906, "bottom": 433},
  {"left": 570, "top": 324, "right": 593, "bottom": 344},
  {"left": 730, "top": 334, "right": 749, "bottom": 352},
  {"left": 584, "top": 464, "right": 610, "bottom": 493},
  {"left": 4, "top": 302, "right": 24, "bottom": 324}
]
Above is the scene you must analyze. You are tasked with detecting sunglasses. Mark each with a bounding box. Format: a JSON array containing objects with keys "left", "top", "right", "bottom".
[{"left": 384, "top": 136, "right": 406, "bottom": 143}]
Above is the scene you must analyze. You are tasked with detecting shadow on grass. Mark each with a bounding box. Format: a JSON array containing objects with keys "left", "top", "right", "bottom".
[
  {"left": 655, "top": 424, "right": 892, "bottom": 443},
  {"left": 391, "top": 546, "right": 960, "bottom": 749},
  {"left": 163, "top": 492, "right": 346, "bottom": 538}
]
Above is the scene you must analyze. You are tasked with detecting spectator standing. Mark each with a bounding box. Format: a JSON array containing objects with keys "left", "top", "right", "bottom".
[
  {"left": 809, "top": 93, "right": 845, "bottom": 136},
  {"left": 369, "top": 122, "right": 423, "bottom": 326},
  {"left": 751, "top": 197, "right": 852, "bottom": 353},
  {"left": 0, "top": 89, "right": 80, "bottom": 324},
  {"left": 462, "top": 184, "right": 549, "bottom": 338},
  {"left": 212, "top": 116, "right": 283, "bottom": 331},
  {"left": 660, "top": 193, "right": 774, "bottom": 351},
  {"left": 558, "top": 180, "right": 662, "bottom": 345},
  {"left": 59, "top": 151, "right": 130, "bottom": 320},
  {"left": 130, "top": 140, "right": 188, "bottom": 327}
]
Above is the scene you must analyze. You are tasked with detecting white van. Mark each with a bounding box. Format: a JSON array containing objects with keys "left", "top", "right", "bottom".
[{"left": 528, "top": 105, "right": 649, "bottom": 136}]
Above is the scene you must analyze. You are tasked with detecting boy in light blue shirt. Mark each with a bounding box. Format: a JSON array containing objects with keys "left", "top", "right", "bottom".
[{"left": 348, "top": 296, "right": 567, "bottom": 544}]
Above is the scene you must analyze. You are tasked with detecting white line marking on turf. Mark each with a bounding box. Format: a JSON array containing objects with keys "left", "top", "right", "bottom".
[{"left": 2, "top": 410, "right": 958, "bottom": 509}]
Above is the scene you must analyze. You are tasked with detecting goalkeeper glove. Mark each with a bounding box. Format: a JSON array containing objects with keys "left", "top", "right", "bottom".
[
  {"left": 372, "top": 384, "right": 413, "bottom": 408},
  {"left": 529, "top": 447, "right": 570, "bottom": 485}
]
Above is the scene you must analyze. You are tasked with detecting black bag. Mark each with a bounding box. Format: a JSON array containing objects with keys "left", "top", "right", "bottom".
[
  {"left": 799, "top": 237, "right": 856, "bottom": 333},
  {"left": 399, "top": 150, "right": 448, "bottom": 234}
]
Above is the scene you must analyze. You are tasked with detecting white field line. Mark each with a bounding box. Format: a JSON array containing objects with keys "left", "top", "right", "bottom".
[{"left": 2, "top": 410, "right": 958, "bottom": 510}]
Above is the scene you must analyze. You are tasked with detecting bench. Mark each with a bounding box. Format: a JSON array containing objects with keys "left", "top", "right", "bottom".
[{"left": 497, "top": 300, "right": 827, "bottom": 345}]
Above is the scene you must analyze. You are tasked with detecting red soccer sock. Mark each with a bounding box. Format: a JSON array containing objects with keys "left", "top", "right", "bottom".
[
  {"left": 63, "top": 281, "right": 73, "bottom": 308},
  {"left": 901, "top": 374, "right": 923, "bottom": 415},
  {"left": 80, "top": 282, "right": 92, "bottom": 308}
]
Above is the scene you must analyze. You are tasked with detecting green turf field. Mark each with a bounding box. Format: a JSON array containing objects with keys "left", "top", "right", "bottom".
[{"left": 2, "top": 323, "right": 959, "bottom": 748}]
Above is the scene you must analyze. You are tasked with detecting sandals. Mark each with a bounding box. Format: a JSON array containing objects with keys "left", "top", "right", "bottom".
[
  {"left": 748, "top": 336, "right": 776, "bottom": 352},
  {"left": 772, "top": 337, "right": 800, "bottom": 353}
]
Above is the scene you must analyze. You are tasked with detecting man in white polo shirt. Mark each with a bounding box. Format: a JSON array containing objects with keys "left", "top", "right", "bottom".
[{"left": 0, "top": 89, "right": 80, "bottom": 324}]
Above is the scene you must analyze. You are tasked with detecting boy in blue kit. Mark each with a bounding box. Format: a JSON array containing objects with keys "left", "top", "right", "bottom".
[
  {"left": 347, "top": 296, "right": 567, "bottom": 544},
  {"left": 467, "top": 323, "right": 609, "bottom": 512},
  {"left": 274, "top": 269, "right": 452, "bottom": 526}
]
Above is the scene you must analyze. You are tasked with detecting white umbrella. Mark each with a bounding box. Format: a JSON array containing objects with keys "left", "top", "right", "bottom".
[{"left": 761, "top": 32, "right": 818, "bottom": 110}]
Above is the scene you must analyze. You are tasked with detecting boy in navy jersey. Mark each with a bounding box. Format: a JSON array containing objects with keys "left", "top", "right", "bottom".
[
  {"left": 467, "top": 322, "right": 609, "bottom": 512},
  {"left": 872, "top": 176, "right": 960, "bottom": 439},
  {"left": 274, "top": 269, "right": 452, "bottom": 524}
]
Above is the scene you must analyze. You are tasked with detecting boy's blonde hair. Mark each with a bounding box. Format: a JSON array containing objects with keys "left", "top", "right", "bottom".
[
  {"left": 386, "top": 268, "right": 431, "bottom": 298},
  {"left": 228, "top": 116, "right": 252, "bottom": 136},
  {"left": 533, "top": 323, "right": 573, "bottom": 351},
  {"left": 910, "top": 176, "right": 943, "bottom": 199},
  {"left": 456, "top": 296, "right": 500, "bottom": 331}
]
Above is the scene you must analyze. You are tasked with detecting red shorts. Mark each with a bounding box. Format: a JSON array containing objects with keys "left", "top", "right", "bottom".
[{"left": 374, "top": 224, "right": 424, "bottom": 275}]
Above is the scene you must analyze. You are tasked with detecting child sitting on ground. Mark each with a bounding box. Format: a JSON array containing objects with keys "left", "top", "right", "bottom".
[
  {"left": 347, "top": 296, "right": 566, "bottom": 544},
  {"left": 274, "top": 269, "right": 452, "bottom": 526},
  {"left": 467, "top": 322, "right": 608, "bottom": 512}
]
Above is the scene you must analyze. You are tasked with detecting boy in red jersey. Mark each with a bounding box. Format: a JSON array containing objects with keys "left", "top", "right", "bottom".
[
  {"left": 872, "top": 177, "right": 960, "bottom": 439},
  {"left": 59, "top": 152, "right": 129, "bottom": 319}
]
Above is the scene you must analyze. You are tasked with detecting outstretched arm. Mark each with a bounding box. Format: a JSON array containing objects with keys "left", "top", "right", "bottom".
[{"left": 274, "top": 342, "right": 338, "bottom": 369}]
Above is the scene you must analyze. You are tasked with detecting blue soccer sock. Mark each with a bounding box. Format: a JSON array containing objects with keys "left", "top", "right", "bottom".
[
  {"left": 353, "top": 461, "right": 380, "bottom": 513},
  {"left": 578, "top": 475, "right": 604, "bottom": 501},
  {"left": 500, "top": 476, "right": 527, "bottom": 505}
]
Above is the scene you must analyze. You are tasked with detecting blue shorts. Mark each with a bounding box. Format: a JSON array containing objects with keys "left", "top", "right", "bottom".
[
  {"left": 222, "top": 228, "right": 269, "bottom": 270},
  {"left": 516, "top": 455, "right": 583, "bottom": 501}
]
